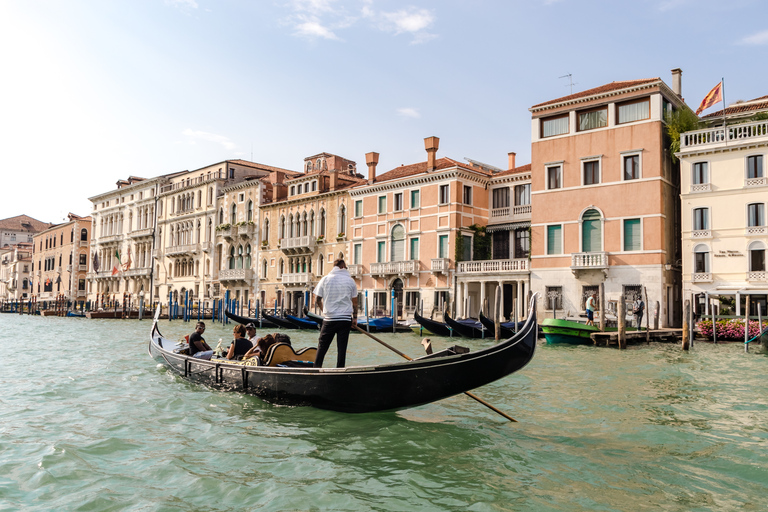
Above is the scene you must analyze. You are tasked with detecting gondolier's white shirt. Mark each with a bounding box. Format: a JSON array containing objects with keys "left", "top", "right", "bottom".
[{"left": 313, "top": 267, "right": 357, "bottom": 321}]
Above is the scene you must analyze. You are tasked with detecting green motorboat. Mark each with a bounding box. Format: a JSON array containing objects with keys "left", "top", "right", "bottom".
[{"left": 541, "top": 318, "right": 599, "bottom": 344}]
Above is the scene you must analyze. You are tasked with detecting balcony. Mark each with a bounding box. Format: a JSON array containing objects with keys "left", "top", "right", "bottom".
[
  {"left": 77, "top": 290, "right": 87, "bottom": 298},
  {"left": 571, "top": 252, "right": 609, "bottom": 274},
  {"left": 282, "top": 272, "right": 313, "bottom": 286},
  {"left": 692, "top": 272, "right": 712, "bottom": 282},
  {"left": 79, "top": 265, "right": 88, "bottom": 272},
  {"left": 748, "top": 271, "right": 766, "bottom": 281},
  {"left": 457, "top": 259, "right": 528, "bottom": 274},
  {"left": 747, "top": 226, "right": 767, "bottom": 236},
  {"left": 124, "top": 268, "right": 151, "bottom": 277},
  {"left": 692, "top": 229, "right": 712, "bottom": 239},
  {"left": 66, "top": 265, "right": 72, "bottom": 273},
  {"left": 129, "top": 228, "right": 153, "bottom": 239},
  {"left": 88, "top": 271, "right": 113, "bottom": 279},
  {"left": 431, "top": 258, "right": 451, "bottom": 273},
  {"left": 690, "top": 183, "right": 711, "bottom": 193},
  {"left": 98, "top": 234, "right": 122, "bottom": 244},
  {"left": 489, "top": 203, "right": 532, "bottom": 224},
  {"left": 238, "top": 223, "right": 255, "bottom": 238},
  {"left": 218, "top": 227, "right": 236, "bottom": 241},
  {"left": 79, "top": 240, "right": 89, "bottom": 248},
  {"left": 681, "top": 120, "right": 768, "bottom": 151},
  {"left": 218, "top": 269, "right": 253, "bottom": 282},
  {"left": 370, "top": 260, "right": 418, "bottom": 276},
  {"left": 165, "top": 244, "right": 199, "bottom": 256},
  {"left": 746, "top": 177, "right": 768, "bottom": 188},
  {"left": 348, "top": 264, "right": 363, "bottom": 278},
  {"left": 200, "top": 241, "right": 213, "bottom": 253},
  {"left": 281, "top": 236, "right": 316, "bottom": 255}
]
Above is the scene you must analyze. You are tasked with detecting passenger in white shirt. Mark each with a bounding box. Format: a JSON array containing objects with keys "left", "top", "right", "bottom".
[{"left": 312, "top": 259, "right": 358, "bottom": 367}]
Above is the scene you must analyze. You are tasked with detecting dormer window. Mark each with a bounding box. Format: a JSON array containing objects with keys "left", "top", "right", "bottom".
[
  {"left": 617, "top": 98, "right": 650, "bottom": 124},
  {"left": 306, "top": 161, "right": 312, "bottom": 173},
  {"left": 541, "top": 114, "right": 569, "bottom": 138},
  {"left": 577, "top": 107, "right": 608, "bottom": 131}
]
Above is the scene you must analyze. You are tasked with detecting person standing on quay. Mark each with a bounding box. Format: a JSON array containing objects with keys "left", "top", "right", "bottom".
[
  {"left": 633, "top": 297, "right": 645, "bottom": 330},
  {"left": 585, "top": 293, "right": 597, "bottom": 326},
  {"left": 312, "top": 259, "right": 358, "bottom": 368}
]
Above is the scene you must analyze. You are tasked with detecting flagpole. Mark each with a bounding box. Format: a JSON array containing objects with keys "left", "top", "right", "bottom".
[{"left": 721, "top": 77, "right": 727, "bottom": 146}]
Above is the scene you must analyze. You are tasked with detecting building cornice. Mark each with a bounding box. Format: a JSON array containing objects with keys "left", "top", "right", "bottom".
[{"left": 349, "top": 167, "right": 489, "bottom": 196}]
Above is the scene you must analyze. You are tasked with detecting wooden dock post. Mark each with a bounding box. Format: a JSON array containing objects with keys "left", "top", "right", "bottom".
[
  {"left": 643, "top": 286, "right": 650, "bottom": 344},
  {"left": 682, "top": 299, "right": 690, "bottom": 350},
  {"left": 653, "top": 301, "right": 659, "bottom": 330},
  {"left": 618, "top": 295, "right": 626, "bottom": 349},
  {"left": 494, "top": 286, "right": 501, "bottom": 341},
  {"left": 599, "top": 282, "right": 606, "bottom": 332}
]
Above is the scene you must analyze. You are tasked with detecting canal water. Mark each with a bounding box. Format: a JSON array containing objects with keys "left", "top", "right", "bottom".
[{"left": 1, "top": 314, "right": 767, "bottom": 511}]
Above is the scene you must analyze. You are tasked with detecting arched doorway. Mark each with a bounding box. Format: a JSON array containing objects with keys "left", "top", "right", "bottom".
[{"left": 391, "top": 278, "right": 404, "bottom": 318}]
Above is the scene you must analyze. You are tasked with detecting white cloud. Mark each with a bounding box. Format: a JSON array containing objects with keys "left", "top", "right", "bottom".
[
  {"left": 182, "top": 129, "right": 236, "bottom": 150},
  {"left": 397, "top": 107, "right": 420, "bottom": 119},
  {"left": 372, "top": 7, "right": 436, "bottom": 44},
  {"left": 294, "top": 19, "right": 340, "bottom": 40},
  {"left": 739, "top": 30, "right": 768, "bottom": 45},
  {"left": 166, "top": 0, "right": 198, "bottom": 10}
]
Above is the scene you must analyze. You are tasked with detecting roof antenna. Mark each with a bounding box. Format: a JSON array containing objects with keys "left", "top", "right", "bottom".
[{"left": 559, "top": 74, "right": 577, "bottom": 94}]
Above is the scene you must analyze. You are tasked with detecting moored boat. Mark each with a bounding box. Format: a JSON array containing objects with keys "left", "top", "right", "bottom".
[
  {"left": 304, "top": 309, "right": 413, "bottom": 333},
  {"left": 541, "top": 318, "right": 599, "bottom": 344},
  {"left": 223, "top": 309, "right": 279, "bottom": 329},
  {"left": 413, "top": 309, "right": 453, "bottom": 337},
  {"left": 285, "top": 314, "right": 320, "bottom": 330},
  {"left": 444, "top": 312, "right": 487, "bottom": 339},
  {"left": 148, "top": 297, "right": 540, "bottom": 413},
  {"left": 260, "top": 311, "right": 298, "bottom": 330}
]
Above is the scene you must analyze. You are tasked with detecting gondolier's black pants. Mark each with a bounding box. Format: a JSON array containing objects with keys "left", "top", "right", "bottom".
[{"left": 314, "top": 320, "right": 352, "bottom": 368}]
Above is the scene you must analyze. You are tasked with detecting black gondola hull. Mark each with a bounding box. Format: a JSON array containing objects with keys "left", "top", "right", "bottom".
[
  {"left": 149, "top": 298, "right": 539, "bottom": 413},
  {"left": 413, "top": 310, "right": 454, "bottom": 337},
  {"left": 444, "top": 312, "right": 486, "bottom": 339},
  {"left": 223, "top": 309, "right": 279, "bottom": 329}
]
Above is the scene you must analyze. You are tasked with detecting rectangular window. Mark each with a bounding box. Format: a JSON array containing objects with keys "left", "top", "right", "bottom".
[
  {"left": 583, "top": 160, "right": 600, "bottom": 185},
  {"left": 438, "top": 235, "right": 449, "bottom": 258},
  {"left": 462, "top": 235, "right": 472, "bottom": 261},
  {"left": 492, "top": 188, "right": 510, "bottom": 208},
  {"left": 541, "top": 115, "right": 569, "bottom": 137},
  {"left": 78, "top": 279, "right": 86, "bottom": 291},
  {"left": 547, "top": 225, "right": 562, "bottom": 255},
  {"left": 410, "top": 190, "right": 420, "bottom": 208},
  {"left": 394, "top": 193, "right": 403, "bottom": 211},
  {"left": 493, "top": 231, "right": 509, "bottom": 259},
  {"left": 624, "top": 219, "right": 641, "bottom": 251},
  {"left": 545, "top": 286, "right": 562, "bottom": 310},
  {"left": 463, "top": 185, "right": 472, "bottom": 205},
  {"left": 377, "top": 241, "right": 386, "bottom": 262},
  {"left": 514, "top": 228, "right": 530, "bottom": 259},
  {"left": 354, "top": 200, "right": 363, "bottom": 218},
  {"left": 747, "top": 155, "right": 764, "bottom": 178},
  {"left": 290, "top": 186, "right": 295, "bottom": 196},
  {"left": 693, "top": 162, "right": 708, "bottom": 184},
  {"left": 751, "top": 248, "right": 766, "bottom": 272},
  {"left": 312, "top": 181, "right": 317, "bottom": 191},
  {"left": 410, "top": 238, "right": 419, "bottom": 260},
  {"left": 578, "top": 107, "right": 608, "bottom": 131},
  {"left": 547, "top": 166, "right": 562, "bottom": 189},
  {"left": 353, "top": 243, "right": 362, "bottom": 264},
  {"left": 439, "top": 184, "right": 449, "bottom": 204},
  {"left": 378, "top": 196, "right": 386, "bottom": 214},
  {"left": 514, "top": 184, "right": 530, "bottom": 205},
  {"left": 695, "top": 251, "right": 709, "bottom": 273},
  {"left": 617, "top": 98, "right": 650, "bottom": 124},
  {"left": 624, "top": 155, "right": 640, "bottom": 180},
  {"left": 405, "top": 291, "right": 421, "bottom": 313},
  {"left": 748, "top": 203, "right": 765, "bottom": 227},
  {"left": 693, "top": 208, "right": 709, "bottom": 230}
]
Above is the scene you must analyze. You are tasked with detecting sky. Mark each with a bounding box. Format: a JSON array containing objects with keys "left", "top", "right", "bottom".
[{"left": 1, "top": 0, "right": 766, "bottom": 224}]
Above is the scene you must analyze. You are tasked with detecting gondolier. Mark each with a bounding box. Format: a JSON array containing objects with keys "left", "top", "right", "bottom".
[{"left": 312, "top": 259, "right": 358, "bottom": 368}]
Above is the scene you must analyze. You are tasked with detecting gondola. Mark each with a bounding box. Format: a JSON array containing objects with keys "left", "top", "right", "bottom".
[
  {"left": 413, "top": 309, "right": 454, "bottom": 337},
  {"left": 148, "top": 296, "right": 539, "bottom": 413},
  {"left": 479, "top": 311, "right": 517, "bottom": 339},
  {"left": 304, "top": 309, "right": 413, "bottom": 334},
  {"left": 444, "top": 312, "right": 487, "bottom": 339},
  {"left": 285, "top": 314, "right": 320, "bottom": 330},
  {"left": 223, "top": 309, "right": 279, "bottom": 329},
  {"left": 66, "top": 310, "right": 86, "bottom": 318},
  {"left": 260, "top": 311, "right": 299, "bottom": 330}
]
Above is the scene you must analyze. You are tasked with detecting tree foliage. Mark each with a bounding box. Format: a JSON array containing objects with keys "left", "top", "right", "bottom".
[{"left": 665, "top": 109, "right": 700, "bottom": 162}]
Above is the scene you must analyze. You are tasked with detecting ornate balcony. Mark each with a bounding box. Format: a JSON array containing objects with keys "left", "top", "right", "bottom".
[
  {"left": 129, "top": 228, "right": 153, "bottom": 239},
  {"left": 281, "top": 236, "right": 316, "bottom": 255},
  {"left": 98, "top": 234, "right": 122, "bottom": 244},
  {"left": 124, "top": 268, "right": 151, "bottom": 277},
  {"left": 431, "top": 258, "right": 451, "bottom": 273},
  {"left": 681, "top": 120, "right": 768, "bottom": 151},
  {"left": 238, "top": 224, "right": 255, "bottom": 238},
  {"left": 165, "top": 244, "right": 200, "bottom": 256},
  {"left": 370, "top": 260, "right": 417, "bottom": 276},
  {"left": 690, "top": 183, "right": 711, "bottom": 193},
  {"left": 692, "top": 272, "right": 712, "bottom": 282},
  {"left": 748, "top": 271, "right": 766, "bottom": 282},
  {"left": 746, "top": 226, "right": 766, "bottom": 236},
  {"left": 456, "top": 258, "right": 528, "bottom": 274},
  {"left": 745, "top": 177, "right": 767, "bottom": 188},
  {"left": 489, "top": 203, "right": 532, "bottom": 224},
  {"left": 218, "top": 269, "right": 253, "bottom": 282},
  {"left": 282, "top": 272, "right": 313, "bottom": 286},
  {"left": 66, "top": 265, "right": 72, "bottom": 273},
  {"left": 218, "top": 227, "right": 236, "bottom": 241},
  {"left": 571, "top": 252, "right": 608, "bottom": 274},
  {"left": 692, "top": 229, "right": 712, "bottom": 239},
  {"left": 348, "top": 264, "right": 363, "bottom": 278},
  {"left": 79, "top": 265, "right": 88, "bottom": 272},
  {"left": 79, "top": 240, "right": 90, "bottom": 248}
]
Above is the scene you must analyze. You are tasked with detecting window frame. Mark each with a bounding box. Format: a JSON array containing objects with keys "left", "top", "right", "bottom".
[
  {"left": 546, "top": 164, "right": 563, "bottom": 190},
  {"left": 394, "top": 193, "right": 403, "bottom": 212},
  {"left": 747, "top": 154, "right": 764, "bottom": 179},
  {"left": 378, "top": 196, "right": 387, "bottom": 214},
  {"left": 616, "top": 98, "right": 651, "bottom": 125},
  {"left": 546, "top": 224, "right": 563, "bottom": 255},
  {"left": 747, "top": 202, "right": 765, "bottom": 227},
  {"left": 582, "top": 157, "right": 601, "bottom": 186},
  {"left": 540, "top": 114, "right": 569, "bottom": 138},
  {"left": 692, "top": 161, "right": 709, "bottom": 185},
  {"left": 577, "top": 106, "right": 608, "bottom": 132},
  {"left": 410, "top": 189, "right": 420, "bottom": 209},
  {"left": 438, "top": 184, "right": 450, "bottom": 205},
  {"left": 438, "top": 234, "right": 449, "bottom": 259},
  {"left": 621, "top": 150, "right": 642, "bottom": 181},
  {"left": 462, "top": 185, "right": 472, "bottom": 205},
  {"left": 693, "top": 207, "right": 710, "bottom": 231},
  {"left": 354, "top": 200, "right": 363, "bottom": 218},
  {"left": 622, "top": 218, "right": 642, "bottom": 252}
]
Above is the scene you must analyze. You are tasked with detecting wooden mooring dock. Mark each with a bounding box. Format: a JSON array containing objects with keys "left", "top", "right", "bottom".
[{"left": 591, "top": 329, "right": 683, "bottom": 347}]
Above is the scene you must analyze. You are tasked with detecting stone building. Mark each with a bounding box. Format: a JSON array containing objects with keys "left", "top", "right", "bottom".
[
  {"left": 0, "top": 214, "right": 53, "bottom": 248},
  {"left": 32, "top": 213, "right": 92, "bottom": 303},
  {"left": 0, "top": 243, "right": 34, "bottom": 301}
]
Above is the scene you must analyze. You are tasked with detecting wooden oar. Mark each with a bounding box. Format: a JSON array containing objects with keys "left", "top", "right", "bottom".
[{"left": 352, "top": 325, "right": 518, "bottom": 422}]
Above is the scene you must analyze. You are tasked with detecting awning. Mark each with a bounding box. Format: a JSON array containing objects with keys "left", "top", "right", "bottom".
[{"left": 486, "top": 221, "right": 530, "bottom": 233}]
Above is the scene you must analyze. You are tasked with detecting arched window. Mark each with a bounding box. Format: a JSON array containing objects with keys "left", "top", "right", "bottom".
[
  {"left": 263, "top": 218, "right": 270, "bottom": 242},
  {"left": 318, "top": 255, "right": 324, "bottom": 276},
  {"left": 278, "top": 258, "right": 284, "bottom": 277},
  {"left": 306, "top": 161, "right": 312, "bottom": 173},
  {"left": 70, "top": 229, "right": 74, "bottom": 242},
  {"left": 302, "top": 212, "right": 308, "bottom": 237},
  {"left": 749, "top": 241, "right": 766, "bottom": 272},
  {"left": 694, "top": 244, "right": 710, "bottom": 274},
  {"left": 338, "top": 204, "right": 346, "bottom": 236},
  {"left": 247, "top": 200, "right": 254, "bottom": 222},
  {"left": 207, "top": 219, "right": 212, "bottom": 242},
  {"left": 80, "top": 228, "right": 87, "bottom": 241},
  {"left": 197, "top": 190, "right": 202, "bottom": 208},
  {"left": 245, "top": 245, "right": 251, "bottom": 268},
  {"left": 319, "top": 209, "right": 326, "bottom": 237},
  {"left": 391, "top": 224, "right": 405, "bottom": 261},
  {"left": 288, "top": 214, "right": 295, "bottom": 238},
  {"left": 309, "top": 210, "right": 315, "bottom": 236},
  {"left": 230, "top": 203, "right": 237, "bottom": 224},
  {"left": 262, "top": 258, "right": 268, "bottom": 278},
  {"left": 581, "top": 209, "right": 602, "bottom": 253},
  {"left": 219, "top": 208, "right": 224, "bottom": 224},
  {"left": 279, "top": 215, "right": 286, "bottom": 239},
  {"left": 229, "top": 247, "right": 235, "bottom": 269},
  {"left": 196, "top": 221, "right": 201, "bottom": 243},
  {"left": 237, "top": 245, "right": 244, "bottom": 269}
]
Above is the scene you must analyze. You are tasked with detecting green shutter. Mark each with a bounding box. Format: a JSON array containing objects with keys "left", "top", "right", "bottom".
[
  {"left": 624, "top": 219, "right": 641, "bottom": 251},
  {"left": 547, "top": 225, "right": 561, "bottom": 255},
  {"left": 582, "top": 209, "right": 601, "bottom": 252}
]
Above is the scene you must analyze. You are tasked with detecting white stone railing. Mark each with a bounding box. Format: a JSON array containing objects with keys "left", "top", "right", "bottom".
[
  {"left": 513, "top": 204, "right": 531, "bottom": 215},
  {"left": 748, "top": 271, "right": 766, "bottom": 281},
  {"left": 282, "top": 272, "right": 313, "bottom": 285},
  {"left": 745, "top": 177, "right": 767, "bottom": 188},
  {"left": 690, "top": 183, "right": 711, "bottom": 193},
  {"left": 348, "top": 264, "right": 363, "bottom": 278},
  {"left": 166, "top": 244, "right": 199, "bottom": 256},
  {"left": 571, "top": 252, "right": 608, "bottom": 269},
  {"left": 129, "top": 228, "right": 153, "bottom": 238},
  {"left": 281, "top": 236, "right": 316, "bottom": 252},
  {"left": 746, "top": 226, "right": 766, "bottom": 236},
  {"left": 456, "top": 259, "right": 528, "bottom": 274},
  {"left": 218, "top": 269, "right": 253, "bottom": 281},
  {"left": 431, "top": 258, "right": 450, "bottom": 273},
  {"left": 692, "top": 229, "right": 712, "bottom": 238},
  {"left": 370, "top": 260, "right": 418, "bottom": 275},
  {"left": 681, "top": 120, "right": 768, "bottom": 150},
  {"left": 692, "top": 272, "right": 712, "bottom": 282}
]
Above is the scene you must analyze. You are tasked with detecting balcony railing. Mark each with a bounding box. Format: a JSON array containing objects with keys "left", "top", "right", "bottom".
[
  {"left": 79, "top": 240, "right": 90, "bottom": 248},
  {"left": 692, "top": 229, "right": 712, "bottom": 239},
  {"left": 129, "top": 228, "right": 153, "bottom": 239},
  {"left": 79, "top": 265, "right": 88, "bottom": 272},
  {"left": 348, "top": 264, "right": 363, "bottom": 278},
  {"left": 571, "top": 252, "right": 608, "bottom": 271},
  {"left": 692, "top": 272, "right": 712, "bottom": 282},
  {"left": 748, "top": 271, "right": 766, "bottom": 281},
  {"left": 98, "top": 234, "right": 122, "bottom": 244},
  {"left": 431, "top": 258, "right": 451, "bottom": 273},
  {"left": 218, "top": 227, "right": 236, "bottom": 240},
  {"left": 218, "top": 269, "right": 253, "bottom": 282},
  {"left": 124, "top": 268, "right": 151, "bottom": 277},
  {"left": 745, "top": 177, "right": 767, "bottom": 188},
  {"left": 77, "top": 290, "right": 87, "bottom": 298},
  {"left": 282, "top": 272, "right": 313, "bottom": 285},
  {"left": 490, "top": 203, "right": 532, "bottom": 223},
  {"left": 281, "top": 236, "right": 316, "bottom": 254},
  {"left": 747, "top": 225, "right": 767, "bottom": 236},
  {"left": 370, "top": 260, "right": 418, "bottom": 276},
  {"left": 690, "top": 183, "right": 711, "bottom": 193},
  {"left": 165, "top": 244, "right": 199, "bottom": 256},
  {"left": 238, "top": 224, "right": 255, "bottom": 237},
  {"left": 456, "top": 259, "right": 529, "bottom": 274},
  {"left": 681, "top": 120, "right": 768, "bottom": 150},
  {"left": 66, "top": 265, "right": 72, "bottom": 273}
]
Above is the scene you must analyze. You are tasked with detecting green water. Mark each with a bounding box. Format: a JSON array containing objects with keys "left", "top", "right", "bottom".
[{"left": 1, "top": 314, "right": 767, "bottom": 511}]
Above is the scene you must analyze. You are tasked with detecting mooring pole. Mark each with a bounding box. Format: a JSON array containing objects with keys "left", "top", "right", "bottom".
[
  {"left": 618, "top": 295, "right": 626, "bottom": 349},
  {"left": 682, "top": 299, "right": 690, "bottom": 350},
  {"left": 494, "top": 286, "right": 501, "bottom": 341}
]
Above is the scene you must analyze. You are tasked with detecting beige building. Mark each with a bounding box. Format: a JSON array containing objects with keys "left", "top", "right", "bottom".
[
  {"left": 32, "top": 213, "right": 92, "bottom": 303},
  {"left": 0, "top": 243, "right": 34, "bottom": 301},
  {"left": 678, "top": 95, "right": 768, "bottom": 316},
  {"left": 259, "top": 153, "right": 362, "bottom": 313},
  {"left": 0, "top": 214, "right": 52, "bottom": 249}
]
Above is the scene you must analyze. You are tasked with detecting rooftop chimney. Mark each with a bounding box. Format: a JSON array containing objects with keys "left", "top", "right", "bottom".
[
  {"left": 329, "top": 168, "right": 338, "bottom": 191},
  {"left": 508, "top": 152, "right": 516, "bottom": 170},
  {"left": 671, "top": 68, "right": 682, "bottom": 98},
  {"left": 425, "top": 136, "right": 439, "bottom": 172},
  {"left": 366, "top": 152, "right": 379, "bottom": 185}
]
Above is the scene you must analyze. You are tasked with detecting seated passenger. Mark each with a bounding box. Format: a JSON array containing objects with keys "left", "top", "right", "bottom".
[
  {"left": 188, "top": 322, "right": 214, "bottom": 360},
  {"left": 245, "top": 323, "right": 258, "bottom": 343},
  {"left": 227, "top": 324, "right": 254, "bottom": 360},
  {"left": 243, "top": 333, "right": 276, "bottom": 360}
]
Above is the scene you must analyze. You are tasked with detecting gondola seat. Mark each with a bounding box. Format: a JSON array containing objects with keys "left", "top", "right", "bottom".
[{"left": 262, "top": 343, "right": 317, "bottom": 367}]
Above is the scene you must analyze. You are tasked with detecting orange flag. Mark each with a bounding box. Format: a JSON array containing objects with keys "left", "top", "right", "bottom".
[{"left": 695, "top": 82, "right": 723, "bottom": 115}]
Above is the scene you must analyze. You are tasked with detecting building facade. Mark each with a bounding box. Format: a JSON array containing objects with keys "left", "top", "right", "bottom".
[
  {"left": 529, "top": 71, "right": 691, "bottom": 327},
  {"left": 0, "top": 214, "right": 53, "bottom": 248},
  {"left": 32, "top": 213, "right": 92, "bottom": 303},
  {"left": 0, "top": 243, "right": 34, "bottom": 301},
  {"left": 678, "top": 95, "right": 768, "bottom": 317}
]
